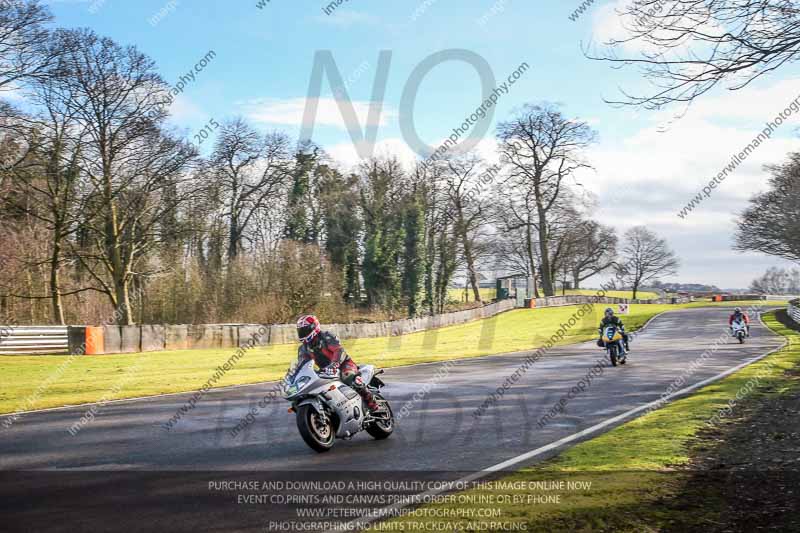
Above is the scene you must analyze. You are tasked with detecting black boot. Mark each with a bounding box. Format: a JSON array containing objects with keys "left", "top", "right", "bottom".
[{"left": 358, "top": 389, "right": 383, "bottom": 413}]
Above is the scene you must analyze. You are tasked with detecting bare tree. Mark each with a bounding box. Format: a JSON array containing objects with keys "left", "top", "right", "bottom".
[
  {"left": 492, "top": 175, "right": 542, "bottom": 297},
  {"left": 488, "top": 230, "right": 535, "bottom": 279},
  {"left": 546, "top": 202, "right": 586, "bottom": 291},
  {"left": 0, "top": 85, "right": 86, "bottom": 324},
  {"left": 443, "top": 154, "right": 491, "bottom": 303},
  {"left": 592, "top": 1, "right": 800, "bottom": 109},
  {"left": 497, "top": 103, "right": 596, "bottom": 296},
  {"left": 0, "top": 0, "right": 56, "bottom": 91},
  {"left": 750, "top": 267, "right": 800, "bottom": 295},
  {"left": 46, "top": 29, "right": 198, "bottom": 324},
  {"left": 566, "top": 220, "right": 617, "bottom": 289},
  {"left": 0, "top": 100, "right": 33, "bottom": 184},
  {"left": 209, "top": 118, "right": 293, "bottom": 260},
  {"left": 735, "top": 152, "right": 800, "bottom": 263},
  {"left": 616, "top": 226, "right": 680, "bottom": 299}
]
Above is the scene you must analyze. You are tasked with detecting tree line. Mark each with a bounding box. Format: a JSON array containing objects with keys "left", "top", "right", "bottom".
[{"left": 0, "top": 1, "right": 682, "bottom": 326}]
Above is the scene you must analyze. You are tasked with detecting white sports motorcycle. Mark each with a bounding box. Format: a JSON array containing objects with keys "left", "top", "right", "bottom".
[
  {"left": 731, "top": 319, "right": 749, "bottom": 344},
  {"left": 282, "top": 360, "right": 394, "bottom": 452}
]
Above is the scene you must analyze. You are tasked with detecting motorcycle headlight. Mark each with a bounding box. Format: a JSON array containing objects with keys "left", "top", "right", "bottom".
[{"left": 286, "top": 376, "right": 311, "bottom": 397}]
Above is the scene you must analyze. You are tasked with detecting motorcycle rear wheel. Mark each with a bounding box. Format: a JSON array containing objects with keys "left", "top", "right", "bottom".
[{"left": 296, "top": 405, "right": 335, "bottom": 453}]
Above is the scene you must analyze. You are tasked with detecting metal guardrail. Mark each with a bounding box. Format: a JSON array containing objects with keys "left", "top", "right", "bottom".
[
  {"left": 0, "top": 326, "right": 69, "bottom": 355},
  {"left": 789, "top": 299, "right": 800, "bottom": 326}
]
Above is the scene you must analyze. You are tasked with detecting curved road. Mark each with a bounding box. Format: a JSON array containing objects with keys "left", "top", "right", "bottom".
[{"left": 0, "top": 307, "right": 784, "bottom": 532}]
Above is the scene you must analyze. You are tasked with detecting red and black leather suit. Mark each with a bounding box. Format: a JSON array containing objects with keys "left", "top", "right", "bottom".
[{"left": 297, "top": 331, "right": 378, "bottom": 409}]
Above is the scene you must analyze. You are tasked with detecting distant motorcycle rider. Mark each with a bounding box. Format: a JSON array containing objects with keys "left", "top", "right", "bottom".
[
  {"left": 729, "top": 307, "right": 751, "bottom": 337},
  {"left": 599, "top": 308, "right": 630, "bottom": 352},
  {"left": 295, "top": 315, "right": 383, "bottom": 413}
]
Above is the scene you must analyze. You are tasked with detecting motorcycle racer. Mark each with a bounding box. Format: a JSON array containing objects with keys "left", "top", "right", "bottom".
[
  {"left": 729, "top": 307, "right": 751, "bottom": 337},
  {"left": 599, "top": 307, "right": 630, "bottom": 352},
  {"left": 295, "top": 315, "right": 383, "bottom": 413}
]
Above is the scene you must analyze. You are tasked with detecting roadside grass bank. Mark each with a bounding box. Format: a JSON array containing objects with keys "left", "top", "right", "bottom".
[
  {"left": 663, "top": 309, "right": 800, "bottom": 532},
  {"left": 0, "top": 301, "right": 782, "bottom": 416},
  {"left": 380, "top": 311, "right": 800, "bottom": 532}
]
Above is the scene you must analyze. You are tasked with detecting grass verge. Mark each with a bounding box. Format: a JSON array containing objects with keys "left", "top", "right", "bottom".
[{"left": 380, "top": 311, "right": 800, "bottom": 532}]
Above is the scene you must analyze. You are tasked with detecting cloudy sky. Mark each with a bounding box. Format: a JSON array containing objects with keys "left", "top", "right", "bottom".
[{"left": 40, "top": 0, "right": 800, "bottom": 289}]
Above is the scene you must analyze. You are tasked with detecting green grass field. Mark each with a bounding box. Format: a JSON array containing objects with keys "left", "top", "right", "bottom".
[
  {"left": 384, "top": 311, "right": 800, "bottom": 532},
  {"left": 0, "top": 300, "right": 787, "bottom": 415},
  {"left": 446, "top": 287, "right": 497, "bottom": 302}
]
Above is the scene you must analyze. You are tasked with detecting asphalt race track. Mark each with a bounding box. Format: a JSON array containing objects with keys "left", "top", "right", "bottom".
[{"left": 0, "top": 307, "right": 785, "bottom": 532}]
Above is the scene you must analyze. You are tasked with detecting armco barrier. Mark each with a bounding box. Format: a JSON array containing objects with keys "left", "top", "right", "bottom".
[
  {"left": 0, "top": 326, "right": 68, "bottom": 355},
  {"left": 789, "top": 299, "right": 800, "bottom": 326}
]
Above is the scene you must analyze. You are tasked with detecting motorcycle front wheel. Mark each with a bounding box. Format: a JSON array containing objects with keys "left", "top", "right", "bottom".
[
  {"left": 608, "top": 345, "right": 618, "bottom": 367},
  {"left": 738, "top": 333, "right": 745, "bottom": 344},
  {"left": 365, "top": 394, "right": 394, "bottom": 440},
  {"left": 296, "top": 405, "right": 335, "bottom": 453}
]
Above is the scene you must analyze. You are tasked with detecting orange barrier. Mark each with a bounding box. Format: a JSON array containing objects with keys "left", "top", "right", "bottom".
[{"left": 84, "top": 327, "right": 104, "bottom": 355}]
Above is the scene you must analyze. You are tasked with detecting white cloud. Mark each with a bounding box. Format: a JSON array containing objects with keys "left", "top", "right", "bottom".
[
  {"left": 242, "top": 97, "right": 396, "bottom": 130},
  {"left": 324, "top": 135, "right": 501, "bottom": 173},
  {"left": 651, "top": 78, "right": 800, "bottom": 124},
  {"left": 325, "top": 137, "right": 420, "bottom": 171},
  {"left": 580, "top": 78, "right": 800, "bottom": 287},
  {"left": 167, "top": 94, "right": 207, "bottom": 124}
]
